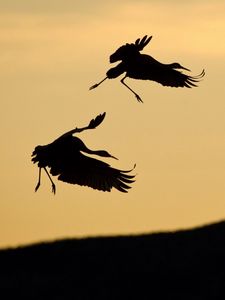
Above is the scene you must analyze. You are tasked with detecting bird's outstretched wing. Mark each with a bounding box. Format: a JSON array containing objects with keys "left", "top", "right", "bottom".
[
  {"left": 153, "top": 69, "right": 205, "bottom": 88},
  {"left": 127, "top": 55, "right": 205, "bottom": 88},
  {"left": 87, "top": 112, "right": 106, "bottom": 129},
  {"left": 134, "top": 35, "right": 152, "bottom": 51},
  {"left": 50, "top": 153, "right": 135, "bottom": 193}
]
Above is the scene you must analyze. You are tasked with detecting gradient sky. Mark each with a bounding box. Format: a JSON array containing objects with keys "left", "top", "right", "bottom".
[{"left": 0, "top": 0, "right": 225, "bottom": 248}]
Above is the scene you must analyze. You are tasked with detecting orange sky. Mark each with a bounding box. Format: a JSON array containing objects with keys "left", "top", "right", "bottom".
[{"left": 0, "top": 0, "right": 225, "bottom": 248}]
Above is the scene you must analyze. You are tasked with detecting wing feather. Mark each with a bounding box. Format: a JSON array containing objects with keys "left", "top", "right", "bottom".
[{"left": 55, "top": 153, "right": 135, "bottom": 193}]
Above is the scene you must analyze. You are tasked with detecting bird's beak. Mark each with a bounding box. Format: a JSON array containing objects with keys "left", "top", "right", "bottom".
[
  {"left": 180, "top": 65, "right": 191, "bottom": 72},
  {"left": 111, "top": 155, "right": 118, "bottom": 160}
]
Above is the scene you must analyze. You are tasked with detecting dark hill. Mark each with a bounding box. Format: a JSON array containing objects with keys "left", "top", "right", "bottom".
[{"left": 1, "top": 221, "right": 225, "bottom": 299}]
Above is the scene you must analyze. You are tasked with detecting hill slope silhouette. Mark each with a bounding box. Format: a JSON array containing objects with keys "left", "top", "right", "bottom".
[{"left": 1, "top": 220, "right": 225, "bottom": 299}]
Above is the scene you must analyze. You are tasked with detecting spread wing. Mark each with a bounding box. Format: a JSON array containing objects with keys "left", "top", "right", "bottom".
[
  {"left": 149, "top": 68, "right": 205, "bottom": 88},
  {"left": 50, "top": 152, "right": 135, "bottom": 193},
  {"left": 127, "top": 55, "right": 205, "bottom": 88}
]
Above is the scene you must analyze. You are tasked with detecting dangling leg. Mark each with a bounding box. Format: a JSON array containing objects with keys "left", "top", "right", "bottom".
[
  {"left": 121, "top": 76, "right": 143, "bottom": 103},
  {"left": 89, "top": 77, "right": 108, "bottom": 90},
  {"left": 35, "top": 167, "right": 42, "bottom": 192},
  {"left": 44, "top": 167, "right": 56, "bottom": 194}
]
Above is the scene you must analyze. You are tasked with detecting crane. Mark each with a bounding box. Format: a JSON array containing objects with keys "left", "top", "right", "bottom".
[
  {"left": 32, "top": 113, "right": 135, "bottom": 194},
  {"left": 90, "top": 35, "right": 205, "bottom": 102}
]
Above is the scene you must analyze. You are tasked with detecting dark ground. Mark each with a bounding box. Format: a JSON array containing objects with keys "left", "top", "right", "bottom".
[{"left": 1, "top": 220, "right": 225, "bottom": 299}]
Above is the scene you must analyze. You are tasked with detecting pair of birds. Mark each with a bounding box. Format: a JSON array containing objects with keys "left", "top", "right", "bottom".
[{"left": 32, "top": 35, "right": 205, "bottom": 194}]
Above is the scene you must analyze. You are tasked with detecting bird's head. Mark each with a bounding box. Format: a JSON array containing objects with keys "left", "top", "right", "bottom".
[
  {"left": 171, "top": 63, "right": 190, "bottom": 71},
  {"left": 95, "top": 150, "right": 118, "bottom": 160}
]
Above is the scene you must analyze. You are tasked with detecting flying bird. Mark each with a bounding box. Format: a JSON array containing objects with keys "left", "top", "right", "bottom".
[
  {"left": 31, "top": 113, "right": 135, "bottom": 194},
  {"left": 90, "top": 35, "right": 205, "bottom": 102}
]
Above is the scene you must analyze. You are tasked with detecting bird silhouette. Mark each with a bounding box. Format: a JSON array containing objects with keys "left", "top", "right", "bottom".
[
  {"left": 32, "top": 113, "right": 135, "bottom": 194},
  {"left": 90, "top": 35, "right": 205, "bottom": 102}
]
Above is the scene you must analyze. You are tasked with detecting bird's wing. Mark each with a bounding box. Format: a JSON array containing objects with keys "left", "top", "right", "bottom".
[
  {"left": 50, "top": 152, "right": 135, "bottom": 193},
  {"left": 150, "top": 68, "right": 205, "bottom": 88},
  {"left": 126, "top": 55, "right": 204, "bottom": 88}
]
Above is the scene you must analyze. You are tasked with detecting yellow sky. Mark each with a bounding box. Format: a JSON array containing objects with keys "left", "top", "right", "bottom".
[{"left": 0, "top": 0, "right": 225, "bottom": 248}]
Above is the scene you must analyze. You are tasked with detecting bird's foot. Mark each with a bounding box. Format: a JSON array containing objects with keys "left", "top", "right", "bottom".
[
  {"left": 89, "top": 83, "right": 99, "bottom": 90},
  {"left": 52, "top": 183, "right": 56, "bottom": 194},
  {"left": 135, "top": 94, "right": 143, "bottom": 103},
  {"left": 35, "top": 182, "right": 40, "bottom": 192}
]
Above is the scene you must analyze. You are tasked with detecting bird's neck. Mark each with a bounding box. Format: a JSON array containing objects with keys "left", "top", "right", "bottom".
[{"left": 85, "top": 149, "right": 105, "bottom": 157}]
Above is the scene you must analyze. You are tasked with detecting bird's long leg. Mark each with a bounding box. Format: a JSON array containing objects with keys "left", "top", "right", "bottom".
[
  {"left": 35, "top": 167, "right": 42, "bottom": 192},
  {"left": 121, "top": 76, "right": 143, "bottom": 103},
  {"left": 89, "top": 77, "right": 108, "bottom": 90},
  {"left": 44, "top": 167, "right": 56, "bottom": 194}
]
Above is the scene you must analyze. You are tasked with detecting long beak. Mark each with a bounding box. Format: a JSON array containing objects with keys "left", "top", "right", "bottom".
[
  {"left": 181, "top": 65, "right": 191, "bottom": 71},
  {"left": 111, "top": 155, "right": 118, "bottom": 160}
]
